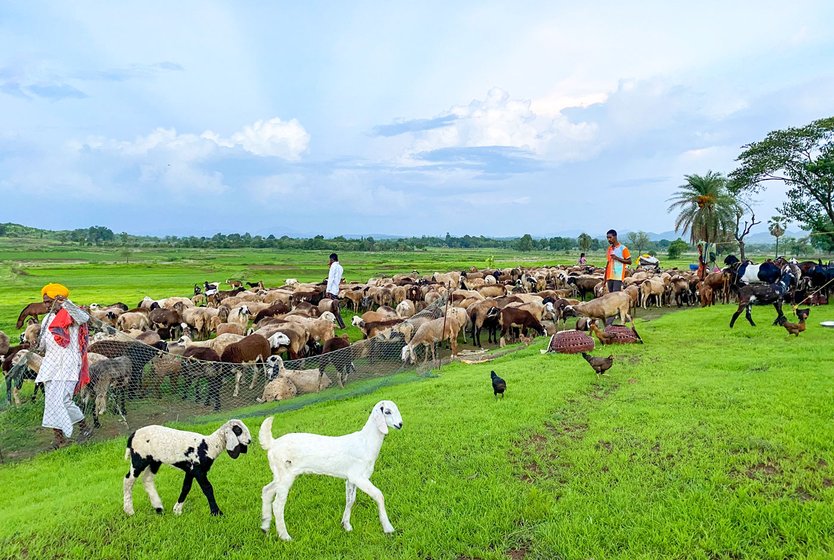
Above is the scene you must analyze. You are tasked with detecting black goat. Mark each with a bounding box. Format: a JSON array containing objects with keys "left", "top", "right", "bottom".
[{"left": 730, "top": 271, "right": 795, "bottom": 328}]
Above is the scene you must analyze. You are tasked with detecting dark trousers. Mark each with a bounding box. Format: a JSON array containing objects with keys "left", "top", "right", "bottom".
[{"left": 605, "top": 280, "right": 623, "bottom": 326}]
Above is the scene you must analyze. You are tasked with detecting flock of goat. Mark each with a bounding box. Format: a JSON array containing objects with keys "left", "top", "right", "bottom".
[{"left": 2, "top": 257, "right": 831, "bottom": 425}]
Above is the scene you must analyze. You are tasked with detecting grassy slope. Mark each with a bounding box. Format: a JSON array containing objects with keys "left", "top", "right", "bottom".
[{"left": 1, "top": 305, "right": 832, "bottom": 560}]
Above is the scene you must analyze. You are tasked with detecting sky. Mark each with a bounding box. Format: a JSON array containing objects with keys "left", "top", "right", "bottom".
[{"left": 2, "top": 1, "right": 833, "bottom": 239}]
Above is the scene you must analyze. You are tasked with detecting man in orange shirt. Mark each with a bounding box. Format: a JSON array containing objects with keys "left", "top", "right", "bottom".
[{"left": 605, "top": 229, "right": 632, "bottom": 293}]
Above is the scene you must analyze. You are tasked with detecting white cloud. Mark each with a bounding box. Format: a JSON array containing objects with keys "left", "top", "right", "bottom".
[
  {"left": 229, "top": 118, "right": 310, "bottom": 159},
  {"left": 79, "top": 117, "right": 310, "bottom": 161},
  {"left": 405, "top": 87, "right": 599, "bottom": 162}
]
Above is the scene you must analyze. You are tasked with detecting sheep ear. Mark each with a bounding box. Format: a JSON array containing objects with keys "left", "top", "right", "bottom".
[
  {"left": 225, "top": 426, "right": 238, "bottom": 450},
  {"left": 374, "top": 405, "right": 389, "bottom": 435}
]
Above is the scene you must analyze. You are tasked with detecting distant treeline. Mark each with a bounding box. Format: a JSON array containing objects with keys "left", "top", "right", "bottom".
[{"left": 0, "top": 222, "right": 809, "bottom": 256}]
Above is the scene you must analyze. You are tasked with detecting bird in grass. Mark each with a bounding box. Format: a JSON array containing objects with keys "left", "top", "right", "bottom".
[
  {"left": 581, "top": 352, "right": 614, "bottom": 375},
  {"left": 490, "top": 370, "right": 506, "bottom": 398},
  {"left": 588, "top": 321, "right": 615, "bottom": 345},
  {"left": 778, "top": 308, "right": 810, "bottom": 336}
]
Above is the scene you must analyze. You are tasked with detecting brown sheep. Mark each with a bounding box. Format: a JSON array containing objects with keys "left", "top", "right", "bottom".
[
  {"left": 216, "top": 322, "right": 246, "bottom": 336},
  {"left": 498, "top": 307, "right": 545, "bottom": 346},
  {"left": 254, "top": 302, "right": 291, "bottom": 323},
  {"left": 356, "top": 318, "right": 405, "bottom": 339},
  {"left": 564, "top": 291, "right": 633, "bottom": 325},
  {"left": 220, "top": 334, "right": 271, "bottom": 398}
]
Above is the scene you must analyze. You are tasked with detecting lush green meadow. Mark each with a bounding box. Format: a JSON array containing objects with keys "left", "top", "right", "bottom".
[
  {"left": 1, "top": 304, "right": 833, "bottom": 559},
  {"left": 1, "top": 243, "right": 833, "bottom": 558}
]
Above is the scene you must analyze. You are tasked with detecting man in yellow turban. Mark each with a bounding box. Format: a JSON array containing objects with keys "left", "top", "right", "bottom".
[
  {"left": 41, "top": 283, "right": 70, "bottom": 300},
  {"left": 36, "top": 283, "right": 92, "bottom": 449}
]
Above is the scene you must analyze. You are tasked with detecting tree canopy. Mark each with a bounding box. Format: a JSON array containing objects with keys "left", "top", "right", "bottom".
[
  {"left": 667, "top": 171, "right": 737, "bottom": 245},
  {"left": 730, "top": 116, "right": 834, "bottom": 245}
]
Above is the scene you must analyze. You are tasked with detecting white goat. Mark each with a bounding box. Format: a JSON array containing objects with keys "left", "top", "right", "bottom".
[{"left": 259, "top": 400, "right": 403, "bottom": 541}]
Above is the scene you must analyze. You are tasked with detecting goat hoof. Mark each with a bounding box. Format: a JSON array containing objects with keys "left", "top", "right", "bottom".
[
  {"left": 211, "top": 509, "right": 223, "bottom": 516},
  {"left": 124, "top": 507, "right": 135, "bottom": 516},
  {"left": 279, "top": 534, "right": 292, "bottom": 542},
  {"left": 342, "top": 521, "right": 353, "bottom": 532},
  {"left": 383, "top": 525, "right": 396, "bottom": 534},
  {"left": 155, "top": 507, "right": 164, "bottom": 514}
]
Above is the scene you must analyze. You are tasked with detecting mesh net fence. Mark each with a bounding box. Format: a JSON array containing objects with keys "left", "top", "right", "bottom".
[{"left": 0, "top": 292, "right": 458, "bottom": 459}]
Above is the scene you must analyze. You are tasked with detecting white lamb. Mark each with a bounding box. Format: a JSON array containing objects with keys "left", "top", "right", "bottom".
[
  {"left": 259, "top": 400, "right": 403, "bottom": 541},
  {"left": 257, "top": 376, "right": 298, "bottom": 403},
  {"left": 266, "top": 355, "right": 332, "bottom": 394}
]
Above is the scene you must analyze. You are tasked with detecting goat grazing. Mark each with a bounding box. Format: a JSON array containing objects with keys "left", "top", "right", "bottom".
[
  {"left": 123, "top": 419, "right": 251, "bottom": 517},
  {"left": 259, "top": 400, "right": 403, "bottom": 540}
]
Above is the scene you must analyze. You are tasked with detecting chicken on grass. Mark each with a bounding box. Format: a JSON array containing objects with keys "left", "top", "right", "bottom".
[
  {"left": 490, "top": 370, "right": 506, "bottom": 398},
  {"left": 581, "top": 353, "right": 614, "bottom": 375}
]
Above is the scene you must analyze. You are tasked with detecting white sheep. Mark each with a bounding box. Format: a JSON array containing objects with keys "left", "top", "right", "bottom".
[
  {"left": 117, "top": 311, "right": 150, "bottom": 332},
  {"left": 259, "top": 400, "right": 403, "bottom": 540},
  {"left": 257, "top": 375, "right": 298, "bottom": 403},
  {"left": 123, "top": 419, "right": 251, "bottom": 517},
  {"left": 395, "top": 299, "right": 416, "bottom": 319},
  {"left": 266, "top": 355, "right": 332, "bottom": 394},
  {"left": 401, "top": 316, "right": 458, "bottom": 364}
]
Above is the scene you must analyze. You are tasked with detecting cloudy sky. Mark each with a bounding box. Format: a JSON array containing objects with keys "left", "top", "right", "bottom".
[{"left": 2, "top": 1, "right": 833, "bottom": 238}]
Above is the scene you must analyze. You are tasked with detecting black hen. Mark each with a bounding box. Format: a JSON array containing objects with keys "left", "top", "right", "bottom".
[
  {"left": 581, "top": 352, "right": 614, "bottom": 375},
  {"left": 490, "top": 370, "right": 506, "bottom": 398}
]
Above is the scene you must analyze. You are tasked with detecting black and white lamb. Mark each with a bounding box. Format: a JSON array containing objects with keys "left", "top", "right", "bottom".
[{"left": 123, "top": 419, "right": 251, "bottom": 517}]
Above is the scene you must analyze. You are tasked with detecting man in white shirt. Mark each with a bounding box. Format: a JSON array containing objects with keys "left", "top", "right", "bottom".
[
  {"left": 36, "top": 283, "right": 93, "bottom": 449},
  {"left": 326, "top": 253, "right": 345, "bottom": 328}
]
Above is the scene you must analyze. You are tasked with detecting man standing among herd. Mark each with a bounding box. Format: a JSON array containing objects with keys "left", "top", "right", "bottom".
[
  {"left": 326, "top": 253, "right": 346, "bottom": 329},
  {"left": 604, "top": 229, "right": 631, "bottom": 293}
]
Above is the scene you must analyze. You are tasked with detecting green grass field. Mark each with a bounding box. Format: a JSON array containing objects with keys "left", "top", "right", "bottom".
[
  {"left": 0, "top": 304, "right": 832, "bottom": 559},
  {"left": 1, "top": 244, "right": 832, "bottom": 559}
]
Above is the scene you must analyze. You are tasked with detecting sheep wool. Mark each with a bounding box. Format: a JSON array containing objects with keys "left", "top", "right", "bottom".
[{"left": 123, "top": 419, "right": 251, "bottom": 517}]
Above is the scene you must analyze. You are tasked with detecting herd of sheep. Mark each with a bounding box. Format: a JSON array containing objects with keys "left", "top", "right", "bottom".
[{"left": 0, "top": 262, "right": 754, "bottom": 425}]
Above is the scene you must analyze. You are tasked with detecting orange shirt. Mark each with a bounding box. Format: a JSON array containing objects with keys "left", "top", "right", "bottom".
[{"left": 605, "top": 243, "right": 631, "bottom": 280}]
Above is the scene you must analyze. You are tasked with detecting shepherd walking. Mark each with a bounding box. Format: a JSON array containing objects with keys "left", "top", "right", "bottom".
[{"left": 36, "top": 283, "right": 93, "bottom": 450}]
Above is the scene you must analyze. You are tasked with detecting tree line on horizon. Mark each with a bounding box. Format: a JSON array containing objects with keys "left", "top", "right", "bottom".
[{"left": 0, "top": 222, "right": 816, "bottom": 259}]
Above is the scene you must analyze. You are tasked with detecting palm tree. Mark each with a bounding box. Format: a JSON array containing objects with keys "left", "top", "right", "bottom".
[
  {"left": 768, "top": 215, "right": 787, "bottom": 258},
  {"left": 667, "top": 171, "right": 737, "bottom": 246}
]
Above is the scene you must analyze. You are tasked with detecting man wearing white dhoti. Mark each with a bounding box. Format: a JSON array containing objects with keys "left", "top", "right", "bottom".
[{"left": 36, "top": 283, "right": 92, "bottom": 450}]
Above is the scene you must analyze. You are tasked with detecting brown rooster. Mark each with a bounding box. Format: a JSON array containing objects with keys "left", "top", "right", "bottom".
[
  {"left": 589, "top": 321, "right": 615, "bottom": 345},
  {"left": 581, "top": 352, "right": 614, "bottom": 375},
  {"left": 779, "top": 308, "right": 810, "bottom": 336}
]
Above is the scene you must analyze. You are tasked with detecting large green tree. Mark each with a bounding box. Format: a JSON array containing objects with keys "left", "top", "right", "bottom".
[
  {"left": 626, "top": 230, "right": 650, "bottom": 255},
  {"left": 667, "top": 170, "right": 737, "bottom": 245},
  {"left": 730, "top": 116, "right": 834, "bottom": 247},
  {"left": 577, "top": 233, "right": 592, "bottom": 252}
]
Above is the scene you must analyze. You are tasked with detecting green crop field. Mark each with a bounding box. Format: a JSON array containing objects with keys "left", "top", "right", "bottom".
[{"left": 1, "top": 243, "right": 832, "bottom": 559}]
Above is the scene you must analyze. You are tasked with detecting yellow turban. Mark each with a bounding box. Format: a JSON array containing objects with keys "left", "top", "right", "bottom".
[{"left": 41, "top": 283, "right": 70, "bottom": 299}]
